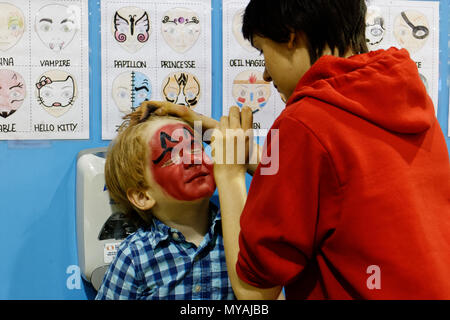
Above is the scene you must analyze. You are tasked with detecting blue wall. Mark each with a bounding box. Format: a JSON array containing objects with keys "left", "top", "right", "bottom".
[{"left": 0, "top": 0, "right": 448, "bottom": 299}]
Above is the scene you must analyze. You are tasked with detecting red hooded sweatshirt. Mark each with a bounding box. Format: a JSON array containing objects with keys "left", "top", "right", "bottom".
[{"left": 236, "top": 48, "right": 450, "bottom": 299}]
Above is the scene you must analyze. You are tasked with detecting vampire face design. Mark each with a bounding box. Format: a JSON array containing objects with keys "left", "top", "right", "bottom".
[
  {"left": 35, "top": 4, "right": 79, "bottom": 52},
  {"left": 0, "top": 70, "right": 26, "bottom": 118},
  {"left": 112, "top": 7, "right": 150, "bottom": 54},
  {"left": 149, "top": 122, "right": 215, "bottom": 201},
  {"left": 365, "top": 7, "right": 385, "bottom": 49},
  {"left": 232, "top": 9, "right": 256, "bottom": 53},
  {"left": 232, "top": 70, "right": 272, "bottom": 114},
  {"left": 394, "top": 10, "right": 430, "bottom": 54},
  {"left": 161, "top": 8, "right": 201, "bottom": 53},
  {"left": 36, "top": 70, "right": 77, "bottom": 117},
  {"left": 112, "top": 71, "right": 152, "bottom": 114},
  {"left": 162, "top": 72, "right": 200, "bottom": 108},
  {"left": 0, "top": 3, "right": 25, "bottom": 52}
]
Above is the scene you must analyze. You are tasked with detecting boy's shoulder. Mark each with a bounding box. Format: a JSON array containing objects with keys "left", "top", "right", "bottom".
[{"left": 117, "top": 227, "right": 156, "bottom": 255}]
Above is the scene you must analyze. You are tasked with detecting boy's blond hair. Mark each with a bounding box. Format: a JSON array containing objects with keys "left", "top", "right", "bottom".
[{"left": 105, "top": 108, "right": 189, "bottom": 223}]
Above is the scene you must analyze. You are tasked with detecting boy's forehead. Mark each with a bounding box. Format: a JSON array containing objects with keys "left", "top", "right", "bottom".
[{"left": 144, "top": 118, "right": 193, "bottom": 142}]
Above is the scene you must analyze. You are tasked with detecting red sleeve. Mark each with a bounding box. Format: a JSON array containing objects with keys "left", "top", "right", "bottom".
[{"left": 236, "top": 115, "right": 338, "bottom": 288}]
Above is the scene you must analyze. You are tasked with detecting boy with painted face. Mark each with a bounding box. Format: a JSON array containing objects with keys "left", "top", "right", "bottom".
[{"left": 95, "top": 109, "right": 235, "bottom": 300}]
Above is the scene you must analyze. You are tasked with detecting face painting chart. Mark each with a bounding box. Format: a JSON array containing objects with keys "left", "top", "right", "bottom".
[
  {"left": 101, "top": 0, "right": 212, "bottom": 140},
  {"left": 222, "top": 0, "right": 287, "bottom": 134},
  {"left": 365, "top": 0, "right": 440, "bottom": 114},
  {"left": 0, "top": 0, "right": 89, "bottom": 140}
]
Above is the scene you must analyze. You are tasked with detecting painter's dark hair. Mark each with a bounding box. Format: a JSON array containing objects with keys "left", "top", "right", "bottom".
[{"left": 242, "top": 0, "right": 368, "bottom": 64}]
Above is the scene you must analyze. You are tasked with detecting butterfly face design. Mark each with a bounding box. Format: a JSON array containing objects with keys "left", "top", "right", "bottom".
[{"left": 112, "top": 6, "right": 150, "bottom": 53}]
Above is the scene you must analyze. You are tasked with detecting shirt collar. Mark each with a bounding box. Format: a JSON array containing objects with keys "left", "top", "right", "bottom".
[{"left": 149, "top": 202, "right": 221, "bottom": 247}]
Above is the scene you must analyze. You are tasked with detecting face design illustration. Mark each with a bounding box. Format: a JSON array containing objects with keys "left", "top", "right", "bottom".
[
  {"left": 394, "top": 10, "right": 430, "bottom": 54},
  {"left": 35, "top": 4, "right": 79, "bottom": 52},
  {"left": 112, "top": 7, "right": 150, "bottom": 54},
  {"left": 149, "top": 122, "right": 215, "bottom": 201},
  {"left": 36, "top": 70, "right": 77, "bottom": 117},
  {"left": 232, "top": 70, "right": 272, "bottom": 114},
  {"left": 232, "top": 9, "right": 255, "bottom": 52},
  {"left": 0, "top": 3, "right": 25, "bottom": 52},
  {"left": 365, "top": 7, "right": 385, "bottom": 49},
  {"left": 161, "top": 8, "right": 201, "bottom": 53},
  {"left": 162, "top": 72, "right": 200, "bottom": 108},
  {"left": 112, "top": 71, "right": 152, "bottom": 114},
  {"left": 0, "top": 70, "right": 26, "bottom": 118}
]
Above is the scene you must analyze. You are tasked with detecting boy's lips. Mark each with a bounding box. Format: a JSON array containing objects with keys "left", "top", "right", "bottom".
[{"left": 185, "top": 169, "right": 210, "bottom": 183}]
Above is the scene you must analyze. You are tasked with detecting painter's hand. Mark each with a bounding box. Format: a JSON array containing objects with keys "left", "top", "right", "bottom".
[
  {"left": 137, "top": 101, "right": 219, "bottom": 133},
  {"left": 211, "top": 106, "right": 253, "bottom": 178}
]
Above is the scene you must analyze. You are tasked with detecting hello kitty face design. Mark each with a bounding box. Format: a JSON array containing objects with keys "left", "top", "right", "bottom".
[
  {"left": 112, "top": 71, "right": 152, "bottom": 114},
  {"left": 232, "top": 70, "right": 271, "bottom": 114},
  {"left": 35, "top": 4, "right": 80, "bottom": 52},
  {"left": 36, "top": 70, "right": 77, "bottom": 117},
  {"left": 161, "top": 8, "right": 201, "bottom": 53},
  {"left": 0, "top": 69, "right": 26, "bottom": 118},
  {"left": 162, "top": 72, "right": 200, "bottom": 108},
  {"left": 113, "top": 7, "right": 150, "bottom": 53},
  {"left": 0, "top": 3, "right": 25, "bottom": 52}
]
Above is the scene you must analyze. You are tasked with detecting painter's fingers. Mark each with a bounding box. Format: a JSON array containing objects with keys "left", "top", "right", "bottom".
[
  {"left": 228, "top": 106, "right": 241, "bottom": 130},
  {"left": 240, "top": 106, "right": 253, "bottom": 133}
]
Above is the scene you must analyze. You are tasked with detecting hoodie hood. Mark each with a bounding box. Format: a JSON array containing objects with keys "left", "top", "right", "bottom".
[{"left": 286, "top": 47, "right": 435, "bottom": 134}]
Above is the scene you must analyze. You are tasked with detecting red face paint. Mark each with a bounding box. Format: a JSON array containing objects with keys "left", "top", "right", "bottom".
[
  {"left": 149, "top": 123, "right": 216, "bottom": 201},
  {"left": 238, "top": 97, "right": 246, "bottom": 103}
]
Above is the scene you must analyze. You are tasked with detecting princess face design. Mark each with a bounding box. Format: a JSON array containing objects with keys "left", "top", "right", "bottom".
[
  {"left": 0, "top": 70, "right": 26, "bottom": 118},
  {"left": 161, "top": 8, "right": 201, "bottom": 53},
  {"left": 162, "top": 72, "right": 200, "bottom": 108},
  {"left": 112, "top": 71, "right": 152, "bottom": 114},
  {"left": 35, "top": 4, "right": 79, "bottom": 52},
  {"left": 36, "top": 70, "right": 77, "bottom": 118},
  {"left": 0, "top": 3, "right": 25, "bottom": 52},
  {"left": 112, "top": 7, "right": 150, "bottom": 54},
  {"left": 394, "top": 10, "right": 430, "bottom": 54},
  {"left": 232, "top": 70, "right": 271, "bottom": 114}
]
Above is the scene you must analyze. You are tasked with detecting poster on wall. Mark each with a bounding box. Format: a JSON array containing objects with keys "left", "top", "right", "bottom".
[
  {"left": 365, "top": 0, "right": 440, "bottom": 115},
  {"left": 222, "top": 0, "right": 285, "bottom": 133},
  {"left": 0, "top": 0, "right": 90, "bottom": 140},
  {"left": 101, "top": 0, "right": 212, "bottom": 140}
]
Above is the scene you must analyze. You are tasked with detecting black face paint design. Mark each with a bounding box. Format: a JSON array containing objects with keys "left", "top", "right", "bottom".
[
  {"left": 152, "top": 127, "right": 194, "bottom": 165},
  {"left": 114, "top": 11, "right": 150, "bottom": 43},
  {"left": 401, "top": 11, "right": 429, "bottom": 40}
]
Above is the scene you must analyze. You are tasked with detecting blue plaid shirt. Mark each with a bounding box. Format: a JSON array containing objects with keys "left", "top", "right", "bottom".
[{"left": 95, "top": 204, "right": 235, "bottom": 300}]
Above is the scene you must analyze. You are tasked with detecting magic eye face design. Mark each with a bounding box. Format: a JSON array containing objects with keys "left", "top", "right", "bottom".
[
  {"left": 161, "top": 7, "right": 201, "bottom": 53},
  {"left": 162, "top": 72, "right": 200, "bottom": 108},
  {"left": 365, "top": 7, "right": 386, "bottom": 49},
  {"left": 112, "top": 71, "right": 152, "bottom": 114},
  {"left": 232, "top": 70, "right": 272, "bottom": 114},
  {"left": 0, "top": 69, "right": 26, "bottom": 118},
  {"left": 112, "top": 6, "right": 150, "bottom": 53},
  {"left": 0, "top": 3, "right": 25, "bottom": 52},
  {"left": 394, "top": 10, "right": 430, "bottom": 54},
  {"left": 35, "top": 4, "right": 80, "bottom": 52}
]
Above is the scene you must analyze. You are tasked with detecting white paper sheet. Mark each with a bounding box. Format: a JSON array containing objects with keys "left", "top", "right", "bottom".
[
  {"left": 366, "top": 0, "right": 440, "bottom": 114},
  {"left": 222, "top": 0, "right": 285, "bottom": 132},
  {"left": 0, "top": 0, "right": 90, "bottom": 140},
  {"left": 101, "top": 0, "right": 212, "bottom": 140}
]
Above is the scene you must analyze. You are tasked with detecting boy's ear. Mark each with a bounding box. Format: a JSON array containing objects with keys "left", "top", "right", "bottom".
[
  {"left": 127, "top": 188, "right": 156, "bottom": 211},
  {"left": 287, "top": 32, "right": 297, "bottom": 49}
]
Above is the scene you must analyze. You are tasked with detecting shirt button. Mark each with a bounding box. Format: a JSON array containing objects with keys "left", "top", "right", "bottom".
[
  {"left": 172, "top": 232, "right": 179, "bottom": 240},
  {"left": 194, "top": 285, "right": 201, "bottom": 293}
]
